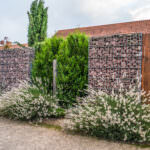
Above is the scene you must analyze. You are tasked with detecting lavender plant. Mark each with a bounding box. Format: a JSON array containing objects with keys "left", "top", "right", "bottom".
[
  {"left": 0, "top": 80, "right": 65, "bottom": 121},
  {"left": 66, "top": 78, "right": 150, "bottom": 143}
]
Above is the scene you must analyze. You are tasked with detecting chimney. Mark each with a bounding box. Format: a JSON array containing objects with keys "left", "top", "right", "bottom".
[{"left": 4, "top": 37, "right": 8, "bottom": 45}]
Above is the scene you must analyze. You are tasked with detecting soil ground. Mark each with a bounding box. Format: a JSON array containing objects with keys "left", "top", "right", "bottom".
[{"left": 0, "top": 117, "right": 149, "bottom": 150}]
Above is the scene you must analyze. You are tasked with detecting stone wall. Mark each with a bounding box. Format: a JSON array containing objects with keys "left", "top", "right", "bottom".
[
  {"left": 88, "top": 33, "right": 143, "bottom": 93},
  {"left": 0, "top": 48, "right": 34, "bottom": 91}
]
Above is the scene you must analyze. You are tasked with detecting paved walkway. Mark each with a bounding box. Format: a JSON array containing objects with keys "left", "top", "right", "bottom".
[{"left": 0, "top": 117, "right": 149, "bottom": 150}]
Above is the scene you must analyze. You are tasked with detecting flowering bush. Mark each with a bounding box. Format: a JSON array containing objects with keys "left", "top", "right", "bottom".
[
  {"left": 66, "top": 86, "right": 150, "bottom": 143},
  {"left": 0, "top": 80, "right": 65, "bottom": 121}
]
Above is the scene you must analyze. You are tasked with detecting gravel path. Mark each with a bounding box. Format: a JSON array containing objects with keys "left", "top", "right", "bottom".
[{"left": 0, "top": 117, "right": 149, "bottom": 150}]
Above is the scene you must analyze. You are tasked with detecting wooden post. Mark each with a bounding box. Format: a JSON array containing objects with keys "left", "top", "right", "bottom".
[{"left": 53, "top": 59, "right": 57, "bottom": 96}]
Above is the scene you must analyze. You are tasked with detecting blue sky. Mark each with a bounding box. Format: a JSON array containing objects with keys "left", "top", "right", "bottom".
[{"left": 0, "top": 0, "right": 150, "bottom": 43}]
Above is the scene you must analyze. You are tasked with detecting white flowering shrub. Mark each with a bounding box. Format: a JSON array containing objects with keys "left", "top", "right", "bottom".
[
  {"left": 67, "top": 85, "right": 150, "bottom": 143},
  {"left": 0, "top": 80, "right": 65, "bottom": 121}
]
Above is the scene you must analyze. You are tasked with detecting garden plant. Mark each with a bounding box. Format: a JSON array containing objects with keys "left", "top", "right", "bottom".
[
  {"left": 57, "top": 32, "right": 89, "bottom": 107},
  {"left": 32, "top": 32, "right": 89, "bottom": 107},
  {"left": 66, "top": 78, "right": 150, "bottom": 143},
  {"left": 32, "top": 37, "right": 64, "bottom": 94},
  {"left": 0, "top": 79, "right": 65, "bottom": 121}
]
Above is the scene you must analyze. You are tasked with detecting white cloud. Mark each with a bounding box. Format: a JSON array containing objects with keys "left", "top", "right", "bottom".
[
  {"left": 1, "top": 0, "right": 150, "bottom": 43},
  {"left": 130, "top": 5, "right": 150, "bottom": 20},
  {"left": 0, "top": 18, "right": 27, "bottom": 43},
  {"left": 79, "top": 0, "right": 136, "bottom": 22}
]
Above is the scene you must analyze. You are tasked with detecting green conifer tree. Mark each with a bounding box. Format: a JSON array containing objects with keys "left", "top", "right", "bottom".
[{"left": 28, "top": 0, "right": 48, "bottom": 47}]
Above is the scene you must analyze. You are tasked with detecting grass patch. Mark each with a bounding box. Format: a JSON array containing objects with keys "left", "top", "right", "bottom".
[
  {"left": 37, "top": 123, "right": 62, "bottom": 131},
  {"left": 135, "top": 144, "right": 150, "bottom": 149}
]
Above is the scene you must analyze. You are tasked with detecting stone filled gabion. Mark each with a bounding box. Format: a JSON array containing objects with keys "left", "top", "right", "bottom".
[
  {"left": 0, "top": 48, "right": 34, "bottom": 91},
  {"left": 88, "top": 33, "right": 143, "bottom": 93}
]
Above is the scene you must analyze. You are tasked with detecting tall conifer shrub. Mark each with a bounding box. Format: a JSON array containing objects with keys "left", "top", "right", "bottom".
[
  {"left": 28, "top": 0, "right": 48, "bottom": 47},
  {"left": 32, "top": 37, "right": 64, "bottom": 94},
  {"left": 57, "top": 33, "right": 89, "bottom": 107}
]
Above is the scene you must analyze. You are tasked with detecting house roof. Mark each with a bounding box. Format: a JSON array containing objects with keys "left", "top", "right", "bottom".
[
  {"left": 0, "top": 43, "right": 28, "bottom": 50},
  {"left": 56, "top": 19, "right": 150, "bottom": 37}
]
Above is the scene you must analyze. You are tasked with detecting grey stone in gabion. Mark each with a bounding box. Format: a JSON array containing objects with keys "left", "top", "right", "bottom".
[
  {"left": 88, "top": 33, "right": 142, "bottom": 93},
  {"left": 0, "top": 48, "right": 34, "bottom": 91}
]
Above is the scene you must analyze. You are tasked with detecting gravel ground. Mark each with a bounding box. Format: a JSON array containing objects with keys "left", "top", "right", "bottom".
[{"left": 0, "top": 117, "right": 149, "bottom": 150}]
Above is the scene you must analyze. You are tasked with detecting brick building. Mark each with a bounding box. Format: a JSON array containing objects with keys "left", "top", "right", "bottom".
[
  {"left": 0, "top": 37, "right": 28, "bottom": 50},
  {"left": 56, "top": 19, "right": 150, "bottom": 37}
]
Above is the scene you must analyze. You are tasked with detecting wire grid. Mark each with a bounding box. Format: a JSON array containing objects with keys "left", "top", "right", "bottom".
[
  {"left": 88, "top": 33, "right": 143, "bottom": 93},
  {"left": 0, "top": 49, "right": 34, "bottom": 91}
]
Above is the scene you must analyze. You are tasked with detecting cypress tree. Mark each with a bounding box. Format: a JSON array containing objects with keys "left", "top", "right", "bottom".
[{"left": 28, "top": 0, "right": 48, "bottom": 47}]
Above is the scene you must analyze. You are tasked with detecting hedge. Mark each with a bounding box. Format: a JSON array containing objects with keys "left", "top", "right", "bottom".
[{"left": 32, "top": 32, "right": 89, "bottom": 107}]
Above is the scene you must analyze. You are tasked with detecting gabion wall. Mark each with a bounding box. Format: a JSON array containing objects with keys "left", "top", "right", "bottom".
[
  {"left": 0, "top": 48, "right": 34, "bottom": 91},
  {"left": 88, "top": 33, "right": 143, "bottom": 93}
]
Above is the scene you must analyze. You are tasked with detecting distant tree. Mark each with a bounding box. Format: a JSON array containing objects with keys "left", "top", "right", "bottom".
[
  {"left": 14, "top": 41, "right": 25, "bottom": 48},
  {"left": 27, "top": 0, "right": 48, "bottom": 47}
]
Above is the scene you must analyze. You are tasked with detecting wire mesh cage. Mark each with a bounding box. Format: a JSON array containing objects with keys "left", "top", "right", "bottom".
[{"left": 88, "top": 33, "right": 143, "bottom": 93}]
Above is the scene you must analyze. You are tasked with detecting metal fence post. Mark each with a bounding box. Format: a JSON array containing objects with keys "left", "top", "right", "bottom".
[{"left": 53, "top": 59, "right": 57, "bottom": 96}]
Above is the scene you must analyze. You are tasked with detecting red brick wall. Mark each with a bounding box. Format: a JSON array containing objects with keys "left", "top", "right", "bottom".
[
  {"left": 56, "top": 20, "right": 150, "bottom": 38},
  {"left": 0, "top": 44, "right": 28, "bottom": 50}
]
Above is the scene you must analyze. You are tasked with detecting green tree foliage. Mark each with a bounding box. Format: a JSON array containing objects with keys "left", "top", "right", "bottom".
[
  {"left": 32, "top": 37, "right": 64, "bottom": 94},
  {"left": 32, "top": 33, "right": 89, "bottom": 107},
  {"left": 28, "top": 0, "right": 48, "bottom": 47},
  {"left": 57, "top": 33, "right": 89, "bottom": 107}
]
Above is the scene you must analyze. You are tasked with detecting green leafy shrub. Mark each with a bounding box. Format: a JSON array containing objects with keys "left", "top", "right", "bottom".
[
  {"left": 32, "top": 33, "right": 89, "bottom": 107},
  {"left": 32, "top": 36, "right": 64, "bottom": 94},
  {"left": 57, "top": 32, "right": 89, "bottom": 107},
  {"left": 66, "top": 86, "right": 150, "bottom": 143},
  {"left": 0, "top": 80, "right": 65, "bottom": 121}
]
